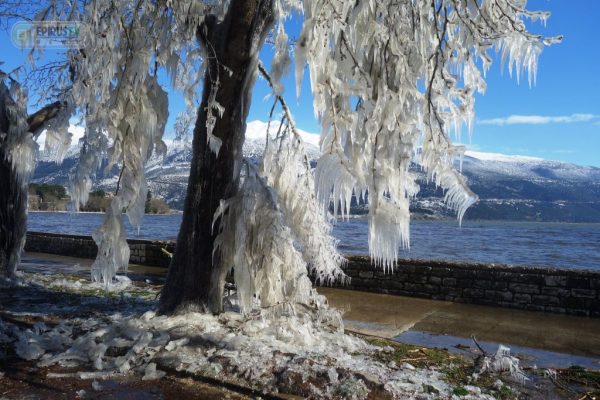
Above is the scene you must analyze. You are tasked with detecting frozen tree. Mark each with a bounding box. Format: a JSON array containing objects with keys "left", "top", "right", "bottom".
[
  {"left": 0, "top": 3, "right": 83, "bottom": 281},
  {"left": 159, "top": 0, "right": 558, "bottom": 315},
  {"left": 2, "top": 0, "right": 558, "bottom": 315},
  {"left": 0, "top": 73, "right": 66, "bottom": 281}
]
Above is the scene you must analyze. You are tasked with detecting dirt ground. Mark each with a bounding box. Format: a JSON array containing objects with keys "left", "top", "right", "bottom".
[{"left": 0, "top": 355, "right": 253, "bottom": 400}]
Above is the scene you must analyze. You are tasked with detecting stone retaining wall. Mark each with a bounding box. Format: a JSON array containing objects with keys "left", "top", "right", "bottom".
[
  {"left": 25, "top": 231, "right": 600, "bottom": 317},
  {"left": 336, "top": 257, "right": 600, "bottom": 318},
  {"left": 25, "top": 231, "right": 174, "bottom": 267}
]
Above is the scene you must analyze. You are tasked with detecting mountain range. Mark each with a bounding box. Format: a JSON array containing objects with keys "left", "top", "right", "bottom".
[{"left": 32, "top": 120, "right": 600, "bottom": 223}]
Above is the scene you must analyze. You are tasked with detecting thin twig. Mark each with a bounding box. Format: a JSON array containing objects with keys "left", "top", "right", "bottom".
[{"left": 470, "top": 335, "right": 488, "bottom": 356}]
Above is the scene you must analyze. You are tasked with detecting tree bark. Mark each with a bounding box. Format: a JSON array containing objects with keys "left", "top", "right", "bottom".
[{"left": 159, "top": 0, "right": 274, "bottom": 314}]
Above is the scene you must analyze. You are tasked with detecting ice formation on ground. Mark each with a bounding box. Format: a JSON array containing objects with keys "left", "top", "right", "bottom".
[{"left": 0, "top": 272, "right": 512, "bottom": 399}]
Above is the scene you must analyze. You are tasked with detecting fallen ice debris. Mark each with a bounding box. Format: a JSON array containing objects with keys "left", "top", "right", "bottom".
[
  {"left": 142, "top": 362, "right": 166, "bottom": 380},
  {"left": 165, "top": 337, "right": 189, "bottom": 351},
  {"left": 480, "top": 345, "right": 528, "bottom": 384},
  {"left": 2, "top": 272, "right": 511, "bottom": 399}
]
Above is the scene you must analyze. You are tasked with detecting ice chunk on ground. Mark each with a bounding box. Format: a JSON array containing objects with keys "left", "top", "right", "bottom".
[{"left": 142, "top": 362, "right": 166, "bottom": 380}]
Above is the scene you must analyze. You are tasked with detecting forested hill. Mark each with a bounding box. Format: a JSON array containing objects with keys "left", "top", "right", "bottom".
[{"left": 32, "top": 121, "right": 600, "bottom": 222}]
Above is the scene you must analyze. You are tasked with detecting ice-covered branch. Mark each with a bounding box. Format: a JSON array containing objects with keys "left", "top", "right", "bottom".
[{"left": 285, "top": 0, "right": 558, "bottom": 268}]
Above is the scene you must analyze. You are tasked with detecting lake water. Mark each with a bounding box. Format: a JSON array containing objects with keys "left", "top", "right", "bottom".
[{"left": 27, "top": 212, "right": 600, "bottom": 271}]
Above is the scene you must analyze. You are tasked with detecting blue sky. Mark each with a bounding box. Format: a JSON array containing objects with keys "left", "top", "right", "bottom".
[{"left": 2, "top": 0, "right": 599, "bottom": 166}]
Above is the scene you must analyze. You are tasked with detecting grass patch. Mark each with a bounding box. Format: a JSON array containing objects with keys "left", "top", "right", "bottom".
[
  {"left": 366, "top": 338, "right": 463, "bottom": 369},
  {"left": 551, "top": 365, "right": 600, "bottom": 397},
  {"left": 453, "top": 386, "right": 469, "bottom": 396},
  {"left": 494, "top": 384, "right": 515, "bottom": 400}
]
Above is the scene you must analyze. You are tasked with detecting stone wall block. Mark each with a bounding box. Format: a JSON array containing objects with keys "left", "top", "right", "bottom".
[
  {"left": 491, "top": 281, "right": 508, "bottom": 291},
  {"left": 514, "top": 293, "right": 531, "bottom": 303},
  {"left": 512, "top": 274, "right": 544, "bottom": 285},
  {"left": 567, "top": 277, "right": 590, "bottom": 289},
  {"left": 453, "top": 269, "right": 476, "bottom": 279},
  {"left": 428, "top": 276, "right": 442, "bottom": 285},
  {"left": 508, "top": 283, "right": 540, "bottom": 294},
  {"left": 457, "top": 279, "right": 474, "bottom": 288},
  {"left": 532, "top": 295, "right": 560, "bottom": 306},
  {"left": 422, "top": 284, "right": 440, "bottom": 294},
  {"left": 440, "top": 287, "right": 462, "bottom": 297},
  {"left": 408, "top": 274, "right": 428, "bottom": 284},
  {"left": 463, "top": 288, "right": 485, "bottom": 299},
  {"left": 358, "top": 270, "right": 374, "bottom": 279},
  {"left": 545, "top": 275, "right": 567, "bottom": 287},
  {"left": 542, "top": 287, "right": 571, "bottom": 297},
  {"left": 442, "top": 277, "right": 457, "bottom": 286},
  {"left": 472, "top": 280, "right": 492, "bottom": 290},
  {"left": 571, "top": 289, "right": 596, "bottom": 299},
  {"left": 485, "top": 290, "right": 513, "bottom": 302},
  {"left": 404, "top": 283, "right": 425, "bottom": 292},
  {"left": 391, "top": 273, "right": 409, "bottom": 282},
  {"left": 431, "top": 267, "right": 453, "bottom": 277}
]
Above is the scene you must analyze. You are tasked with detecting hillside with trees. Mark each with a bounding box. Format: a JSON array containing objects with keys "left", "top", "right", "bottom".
[{"left": 27, "top": 183, "right": 69, "bottom": 211}]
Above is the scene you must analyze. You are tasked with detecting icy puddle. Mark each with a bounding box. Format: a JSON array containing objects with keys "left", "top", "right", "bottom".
[
  {"left": 396, "top": 331, "right": 600, "bottom": 370},
  {"left": 319, "top": 287, "right": 600, "bottom": 370}
]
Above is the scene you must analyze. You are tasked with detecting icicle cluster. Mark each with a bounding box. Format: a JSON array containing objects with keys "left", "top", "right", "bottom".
[
  {"left": 63, "top": 1, "right": 217, "bottom": 285},
  {"left": 213, "top": 124, "right": 344, "bottom": 321},
  {"left": 260, "top": 129, "right": 346, "bottom": 286},
  {"left": 1, "top": 81, "right": 37, "bottom": 185},
  {"left": 1, "top": 64, "right": 71, "bottom": 281},
  {"left": 39, "top": 104, "right": 73, "bottom": 164},
  {"left": 276, "top": 0, "right": 560, "bottom": 269}
]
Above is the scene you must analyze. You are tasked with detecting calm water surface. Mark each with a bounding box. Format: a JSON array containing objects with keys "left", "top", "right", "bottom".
[{"left": 28, "top": 212, "right": 600, "bottom": 271}]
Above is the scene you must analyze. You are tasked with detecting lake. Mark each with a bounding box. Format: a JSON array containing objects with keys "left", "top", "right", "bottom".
[{"left": 27, "top": 212, "right": 600, "bottom": 271}]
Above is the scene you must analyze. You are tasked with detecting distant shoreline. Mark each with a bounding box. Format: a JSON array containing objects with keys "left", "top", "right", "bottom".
[
  {"left": 28, "top": 210, "right": 183, "bottom": 215},
  {"left": 27, "top": 209, "right": 600, "bottom": 224}
]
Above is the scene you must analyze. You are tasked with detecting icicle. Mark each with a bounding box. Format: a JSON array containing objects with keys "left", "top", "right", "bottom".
[{"left": 270, "top": 24, "right": 291, "bottom": 95}]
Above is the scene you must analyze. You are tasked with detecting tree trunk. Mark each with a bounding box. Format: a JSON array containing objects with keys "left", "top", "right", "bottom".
[
  {"left": 0, "top": 83, "right": 27, "bottom": 280},
  {"left": 159, "top": 0, "right": 274, "bottom": 314}
]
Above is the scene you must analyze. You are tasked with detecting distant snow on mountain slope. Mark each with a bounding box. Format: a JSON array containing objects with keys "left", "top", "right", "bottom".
[
  {"left": 245, "top": 120, "right": 321, "bottom": 147},
  {"left": 464, "top": 150, "right": 543, "bottom": 163},
  {"left": 31, "top": 121, "right": 600, "bottom": 221},
  {"left": 462, "top": 150, "right": 600, "bottom": 182}
]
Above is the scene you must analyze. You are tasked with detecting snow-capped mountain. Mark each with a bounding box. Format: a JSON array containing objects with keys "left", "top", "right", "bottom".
[
  {"left": 32, "top": 121, "right": 600, "bottom": 222},
  {"left": 455, "top": 151, "right": 600, "bottom": 222}
]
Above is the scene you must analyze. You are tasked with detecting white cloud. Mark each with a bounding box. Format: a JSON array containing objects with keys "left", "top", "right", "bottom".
[{"left": 478, "top": 113, "right": 598, "bottom": 126}]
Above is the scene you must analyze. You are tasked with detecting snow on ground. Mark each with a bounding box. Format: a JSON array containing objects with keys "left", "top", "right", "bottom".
[{"left": 0, "top": 272, "right": 518, "bottom": 399}]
